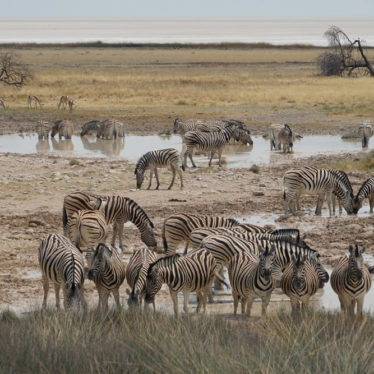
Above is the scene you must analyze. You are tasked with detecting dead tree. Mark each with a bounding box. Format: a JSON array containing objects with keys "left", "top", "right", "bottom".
[
  {"left": 0, "top": 53, "right": 30, "bottom": 87},
  {"left": 317, "top": 26, "right": 374, "bottom": 77}
]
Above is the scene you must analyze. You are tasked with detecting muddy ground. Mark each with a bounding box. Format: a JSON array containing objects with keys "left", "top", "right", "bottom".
[{"left": 1, "top": 114, "right": 373, "bottom": 316}]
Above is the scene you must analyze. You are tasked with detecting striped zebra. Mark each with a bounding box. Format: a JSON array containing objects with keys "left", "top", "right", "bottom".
[
  {"left": 87, "top": 243, "right": 126, "bottom": 312},
  {"left": 228, "top": 244, "right": 276, "bottom": 316},
  {"left": 63, "top": 191, "right": 157, "bottom": 251},
  {"left": 280, "top": 253, "right": 320, "bottom": 313},
  {"left": 144, "top": 248, "right": 225, "bottom": 316},
  {"left": 358, "top": 121, "right": 373, "bottom": 148},
  {"left": 80, "top": 120, "right": 102, "bottom": 136},
  {"left": 134, "top": 148, "right": 184, "bottom": 190},
  {"left": 66, "top": 209, "right": 108, "bottom": 251},
  {"left": 126, "top": 247, "right": 157, "bottom": 310},
  {"left": 182, "top": 122, "right": 237, "bottom": 168},
  {"left": 162, "top": 213, "right": 239, "bottom": 254},
  {"left": 278, "top": 124, "right": 293, "bottom": 153},
  {"left": 38, "top": 233, "right": 86, "bottom": 310},
  {"left": 283, "top": 166, "right": 354, "bottom": 216},
  {"left": 331, "top": 245, "right": 372, "bottom": 316},
  {"left": 36, "top": 121, "right": 50, "bottom": 140},
  {"left": 353, "top": 177, "right": 374, "bottom": 214},
  {"left": 173, "top": 118, "right": 230, "bottom": 135},
  {"left": 232, "top": 127, "right": 253, "bottom": 146}
]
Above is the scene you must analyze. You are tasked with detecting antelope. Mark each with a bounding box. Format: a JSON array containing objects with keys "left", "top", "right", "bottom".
[
  {"left": 58, "top": 96, "right": 69, "bottom": 110},
  {"left": 28, "top": 95, "right": 43, "bottom": 109}
]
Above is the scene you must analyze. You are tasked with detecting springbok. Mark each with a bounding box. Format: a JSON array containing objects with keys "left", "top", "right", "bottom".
[
  {"left": 57, "top": 96, "right": 69, "bottom": 110},
  {"left": 28, "top": 95, "right": 43, "bottom": 109},
  {"left": 68, "top": 99, "right": 74, "bottom": 112}
]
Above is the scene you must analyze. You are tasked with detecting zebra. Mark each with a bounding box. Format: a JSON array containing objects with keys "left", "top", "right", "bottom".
[
  {"left": 87, "top": 243, "right": 126, "bottom": 312},
  {"left": 232, "top": 127, "right": 253, "bottom": 146},
  {"left": 280, "top": 253, "right": 320, "bottom": 314},
  {"left": 173, "top": 118, "right": 233, "bottom": 135},
  {"left": 126, "top": 247, "right": 158, "bottom": 311},
  {"left": 80, "top": 120, "right": 102, "bottom": 136},
  {"left": 228, "top": 244, "right": 276, "bottom": 316},
  {"left": 36, "top": 121, "right": 50, "bottom": 140},
  {"left": 278, "top": 124, "right": 293, "bottom": 153},
  {"left": 63, "top": 191, "right": 157, "bottom": 251},
  {"left": 353, "top": 177, "right": 374, "bottom": 214},
  {"left": 162, "top": 213, "right": 239, "bottom": 254},
  {"left": 283, "top": 166, "right": 354, "bottom": 216},
  {"left": 182, "top": 122, "right": 237, "bottom": 168},
  {"left": 358, "top": 121, "right": 373, "bottom": 148},
  {"left": 144, "top": 248, "right": 226, "bottom": 316},
  {"left": 66, "top": 209, "right": 108, "bottom": 252},
  {"left": 51, "top": 120, "right": 74, "bottom": 139},
  {"left": 38, "top": 233, "right": 87, "bottom": 310},
  {"left": 134, "top": 148, "right": 184, "bottom": 190},
  {"left": 331, "top": 245, "right": 372, "bottom": 316}
]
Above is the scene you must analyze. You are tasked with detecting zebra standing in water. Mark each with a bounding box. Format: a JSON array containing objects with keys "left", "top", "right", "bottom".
[
  {"left": 173, "top": 118, "right": 233, "bottom": 135},
  {"left": 331, "top": 245, "right": 372, "bottom": 316},
  {"left": 63, "top": 192, "right": 157, "bottom": 251},
  {"left": 182, "top": 122, "right": 237, "bottom": 168},
  {"left": 87, "top": 243, "right": 126, "bottom": 312},
  {"left": 162, "top": 213, "right": 239, "bottom": 254},
  {"left": 38, "top": 234, "right": 86, "bottom": 310},
  {"left": 228, "top": 244, "right": 276, "bottom": 316},
  {"left": 280, "top": 253, "right": 320, "bottom": 314},
  {"left": 144, "top": 248, "right": 226, "bottom": 316},
  {"left": 135, "top": 148, "right": 184, "bottom": 190},
  {"left": 126, "top": 247, "right": 158, "bottom": 310},
  {"left": 283, "top": 166, "right": 354, "bottom": 216},
  {"left": 66, "top": 209, "right": 108, "bottom": 251},
  {"left": 353, "top": 177, "right": 374, "bottom": 214}
]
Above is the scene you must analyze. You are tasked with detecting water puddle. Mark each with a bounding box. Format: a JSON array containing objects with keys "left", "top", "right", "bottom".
[{"left": 0, "top": 134, "right": 366, "bottom": 168}]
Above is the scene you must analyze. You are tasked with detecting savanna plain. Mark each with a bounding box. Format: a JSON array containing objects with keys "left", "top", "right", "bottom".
[{"left": 1, "top": 46, "right": 374, "bottom": 373}]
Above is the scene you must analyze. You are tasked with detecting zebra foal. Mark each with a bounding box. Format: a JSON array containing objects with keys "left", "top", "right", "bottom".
[
  {"left": 353, "top": 177, "right": 374, "bottom": 214},
  {"left": 126, "top": 247, "right": 158, "bottom": 310},
  {"left": 228, "top": 244, "right": 276, "bottom": 316},
  {"left": 331, "top": 245, "right": 371, "bottom": 316},
  {"left": 87, "top": 243, "right": 126, "bottom": 312},
  {"left": 280, "top": 253, "right": 320, "bottom": 314},
  {"left": 38, "top": 234, "right": 86, "bottom": 310},
  {"left": 135, "top": 148, "right": 183, "bottom": 190},
  {"left": 283, "top": 166, "right": 354, "bottom": 216},
  {"left": 145, "top": 248, "right": 224, "bottom": 316}
]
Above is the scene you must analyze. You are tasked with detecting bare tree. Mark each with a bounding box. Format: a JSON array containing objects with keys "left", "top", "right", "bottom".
[
  {"left": 317, "top": 26, "right": 374, "bottom": 77},
  {"left": 0, "top": 52, "right": 30, "bottom": 87}
]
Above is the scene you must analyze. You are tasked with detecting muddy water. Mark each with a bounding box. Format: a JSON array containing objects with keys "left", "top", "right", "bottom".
[{"left": 0, "top": 134, "right": 366, "bottom": 168}]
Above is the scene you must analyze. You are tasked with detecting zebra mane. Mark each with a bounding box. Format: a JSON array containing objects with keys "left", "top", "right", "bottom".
[
  {"left": 355, "top": 178, "right": 372, "bottom": 202},
  {"left": 125, "top": 197, "right": 154, "bottom": 228},
  {"left": 228, "top": 218, "right": 240, "bottom": 226},
  {"left": 147, "top": 254, "right": 181, "bottom": 275},
  {"left": 284, "top": 124, "right": 292, "bottom": 135},
  {"left": 134, "top": 155, "right": 147, "bottom": 175}
]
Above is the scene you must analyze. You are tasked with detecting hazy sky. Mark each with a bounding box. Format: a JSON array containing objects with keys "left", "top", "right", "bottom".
[{"left": 1, "top": 0, "right": 374, "bottom": 18}]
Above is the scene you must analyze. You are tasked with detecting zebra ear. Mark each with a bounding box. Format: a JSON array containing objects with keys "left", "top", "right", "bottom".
[
  {"left": 348, "top": 245, "right": 354, "bottom": 255},
  {"left": 361, "top": 247, "right": 366, "bottom": 254},
  {"left": 355, "top": 244, "right": 359, "bottom": 257}
]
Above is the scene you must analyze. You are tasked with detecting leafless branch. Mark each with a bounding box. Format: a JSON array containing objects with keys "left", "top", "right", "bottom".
[{"left": 0, "top": 52, "right": 31, "bottom": 87}]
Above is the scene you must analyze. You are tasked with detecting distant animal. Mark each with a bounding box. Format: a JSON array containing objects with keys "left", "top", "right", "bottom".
[
  {"left": 51, "top": 120, "right": 74, "bottom": 139},
  {"left": 126, "top": 247, "right": 157, "bottom": 310},
  {"left": 281, "top": 253, "right": 320, "bottom": 314},
  {"left": 63, "top": 192, "right": 157, "bottom": 251},
  {"left": 87, "top": 243, "right": 126, "bottom": 312},
  {"left": 57, "top": 96, "right": 69, "bottom": 110},
  {"left": 27, "top": 95, "right": 42, "bottom": 109},
  {"left": 353, "top": 177, "right": 374, "bottom": 214},
  {"left": 68, "top": 99, "right": 75, "bottom": 112},
  {"left": 36, "top": 121, "right": 50, "bottom": 140},
  {"left": 358, "top": 121, "right": 373, "bottom": 148},
  {"left": 80, "top": 120, "right": 103, "bottom": 137},
  {"left": 0, "top": 97, "right": 6, "bottom": 110},
  {"left": 232, "top": 127, "right": 253, "bottom": 145},
  {"left": 331, "top": 245, "right": 372, "bottom": 316},
  {"left": 134, "top": 148, "right": 184, "bottom": 190},
  {"left": 66, "top": 209, "right": 108, "bottom": 251},
  {"left": 96, "top": 119, "right": 125, "bottom": 140},
  {"left": 38, "top": 233, "right": 86, "bottom": 310},
  {"left": 283, "top": 166, "right": 354, "bottom": 216},
  {"left": 228, "top": 244, "right": 276, "bottom": 316},
  {"left": 270, "top": 123, "right": 293, "bottom": 153},
  {"left": 162, "top": 213, "right": 240, "bottom": 254}
]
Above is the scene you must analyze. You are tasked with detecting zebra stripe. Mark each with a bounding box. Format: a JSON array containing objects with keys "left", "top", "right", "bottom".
[
  {"left": 63, "top": 191, "right": 156, "bottom": 251},
  {"left": 353, "top": 177, "right": 374, "bottom": 214},
  {"left": 66, "top": 209, "right": 107, "bottom": 251},
  {"left": 283, "top": 166, "right": 354, "bottom": 216},
  {"left": 162, "top": 213, "right": 239, "bottom": 254},
  {"left": 280, "top": 253, "right": 320, "bottom": 313},
  {"left": 87, "top": 243, "right": 126, "bottom": 312},
  {"left": 145, "top": 248, "right": 219, "bottom": 316},
  {"left": 182, "top": 123, "right": 237, "bottom": 168},
  {"left": 228, "top": 245, "right": 276, "bottom": 316},
  {"left": 38, "top": 233, "right": 86, "bottom": 310},
  {"left": 134, "top": 148, "right": 183, "bottom": 190},
  {"left": 80, "top": 120, "right": 102, "bottom": 136},
  {"left": 126, "top": 247, "right": 157, "bottom": 310},
  {"left": 173, "top": 118, "right": 240, "bottom": 135},
  {"left": 331, "top": 245, "right": 372, "bottom": 316}
]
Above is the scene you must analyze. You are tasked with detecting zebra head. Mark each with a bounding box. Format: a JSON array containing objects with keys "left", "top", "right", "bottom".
[
  {"left": 144, "top": 265, "right": 163, "bottom": 305},
  {"left": 291, "top": 253, "right": 306, "bottom": 290},
  {"left": 134, "top": 158, "right": 146, "bottom": 189},
  {"left": 65, "top": 282, "right": 83, "bottom": 309},
  {"left": 87, "top": 243, "right": 112, "bottom": 281},
  {"left": 173, "top": 118, "right": 181, "bottom": 134},
  {"left": 141, "top": 222, "right": 157, "bottom": 249},
  {"left": 126, "top": 271, "right": 142, "bottom": 307},
  {"left": 348, "top": 244, "right": 365, "bottom": 281},
  {"left": 259, "top": 244, "right": 275, "bottom": 281}
]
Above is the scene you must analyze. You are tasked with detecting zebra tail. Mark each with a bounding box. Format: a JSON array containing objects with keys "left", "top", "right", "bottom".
[
  {"left": 62, "top": 206, "right": 68, "bottom": 233},
  {"left": 74, "top": 224, "right": 82, "bottom": 251},
  {"left": 162, "top": 223, "right": 168, "bottom": 253},
  {"left": 214, "top": 271, "right": 229, "bottom": 289}
]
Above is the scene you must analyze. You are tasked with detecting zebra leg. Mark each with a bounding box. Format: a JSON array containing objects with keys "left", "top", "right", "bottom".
[
  {"left": 54, "top": 283, "right": 61, "bottom": 309},
  {"left": 348, "top": 299, "right": 355, "bottom": 317},
  {"left": 218, "top": 148, "right": 224, "bottom": 167},
  {"left": 183, "top": 240, "right": 190, "bottom": 255},
  {"left": 357, "top": 298, "right": 364, "bottom": 318},
  {"left": 208, "top": 151, "right": 215, "bottom": 167},
  {"left": 183, "top": 290, "right": 191, "bottom": 315},
  {"left": 169, "top": 289, "right": 179, "bottom": 317},
  {"left": 189, "top": 149, "right": 197, "bottom": 168},
  {"left": 154, "top": 168, "right": 160, "bottom": 190},
  {"left": 261, "top": 294, "right": 271, "bottom": 317},
  {"left": 42, "top": 275, "right": 49, "bottom": 308},
  {"left": 233, "top": 293, "right": 239, "bottom": 315},
  {"left": 301, "top": 299, "right": 309, "bottom": 316},
  {"left": 168, "top": 165, "right": 176, "bottom": 190},
  {"left": 113, "top": 288, "right": 121, "bottom": 310},
  {"left": 241, "top": 296, "right": 248, "bottom": 315},
  {"left": 111, "top": 222, "right": 118, "bottom": 248},
  {"left": 315, "top": 194, "right": 324, "bottom": 215},
  {"left": 117, "top": 220, "right": 125, "bottom": 252},
  {"left": 246, "top": 296, "right": 256, "bottom": 316},
  {"left": 183, "top": 147, "right": 189, "bottom": 168},
  {"left": 196, "top": 291, "right": 203, "bottom": 313},
  {"left": 290, "top": 297, "right": 300, "bottom": 314},
  {"left": 326, "top": 192, "right": 333, "bottom": 217},
  {"left": 147, "top": 169, "right": 153, "bottom": 190},
  {"left": 369, "top": 196, "right": 374, "bottom": 214},
  {"left": 177, "top": 165, "right": 183, "bottom": 189}
]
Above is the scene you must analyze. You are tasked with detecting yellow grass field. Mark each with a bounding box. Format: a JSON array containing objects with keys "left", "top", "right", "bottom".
[{"left": 1, "top": 47, "right": 374, "bottom": 125}]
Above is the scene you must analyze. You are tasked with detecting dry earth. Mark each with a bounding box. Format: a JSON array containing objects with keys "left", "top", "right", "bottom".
[{"left": 1, "top": 123, "right": 374, "bottom": 316}]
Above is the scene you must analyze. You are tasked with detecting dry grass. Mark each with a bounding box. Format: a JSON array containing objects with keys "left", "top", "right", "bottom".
[{"left": 1, "top": 47, "right": 374, "bottom": 124}]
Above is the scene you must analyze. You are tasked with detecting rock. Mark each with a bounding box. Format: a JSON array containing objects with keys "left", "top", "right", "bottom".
[{"left": 253, "top": 191, "right": 264, "bottom": 196}]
